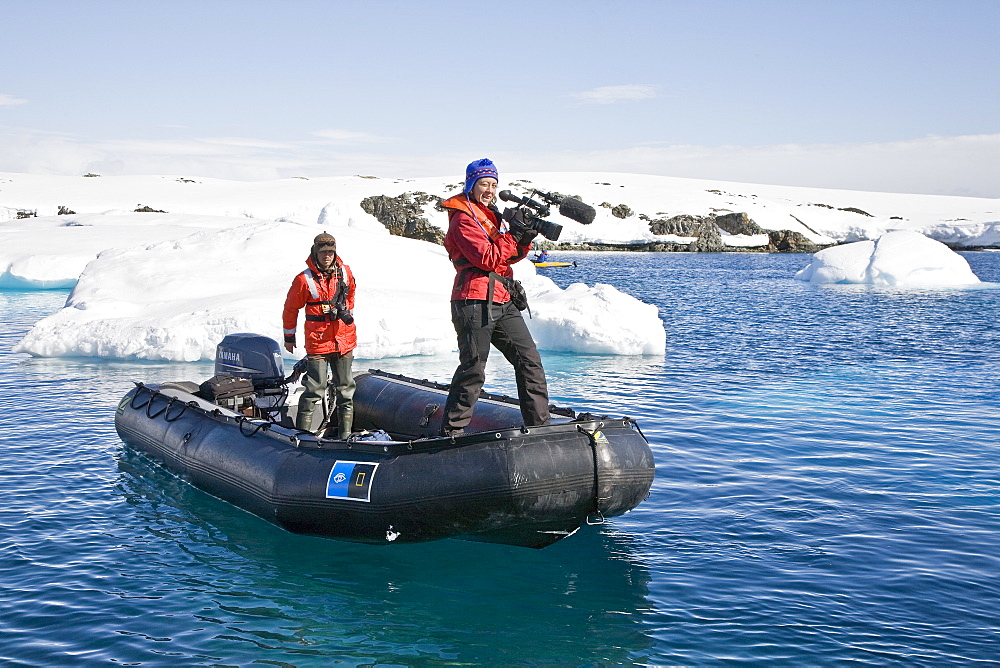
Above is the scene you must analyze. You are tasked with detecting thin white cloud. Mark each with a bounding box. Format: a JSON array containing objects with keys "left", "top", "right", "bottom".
[
  {"left": 312, "top": 129, "right": 391, "bottom": 144},
  {"left": 0, "top": 127, "right": 997, "bottom": 198},
  {"left": 572, "top": 84, "right": 658, "bottom": 105},
  {"left": 201, "top": 137, "right": 295, "bottom": 150},
  {"left": 0, "top": 94, "right": 28, "bottom": 107},
  {"left": 499, "top": 134, "right": 1000, "bottom": 198}
]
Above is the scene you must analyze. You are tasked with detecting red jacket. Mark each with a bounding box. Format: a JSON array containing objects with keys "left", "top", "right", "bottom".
[
  {"left": 441, "top": 194, "right": 532, "bottom": 302},
  {"left": 282, "top": 255, "right": 357, "bottom": 355}
]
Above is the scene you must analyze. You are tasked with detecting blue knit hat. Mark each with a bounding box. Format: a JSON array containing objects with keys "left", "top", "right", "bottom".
[{"left": 463, "top": 158, "right": 498, "bottom": 194}]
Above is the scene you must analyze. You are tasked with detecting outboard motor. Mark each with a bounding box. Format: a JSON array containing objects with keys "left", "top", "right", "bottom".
[
  {"left": 214, "top": 333, "right": 284, "bottom": 389},
  {"left": 213, "top": 334, "right": 289, "bottom": 423}
]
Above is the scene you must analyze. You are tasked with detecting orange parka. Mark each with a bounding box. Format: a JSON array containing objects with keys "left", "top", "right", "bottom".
[{"left": 282, "top": 255, "right": 357, "bottom": 355}]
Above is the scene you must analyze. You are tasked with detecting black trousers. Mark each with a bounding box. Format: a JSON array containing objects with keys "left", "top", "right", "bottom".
[{"left": 442, "top": 300, "right": 550, "bottom": 432}]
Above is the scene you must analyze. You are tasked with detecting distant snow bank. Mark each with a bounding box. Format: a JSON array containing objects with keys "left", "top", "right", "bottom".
[
  {"left": 794, "top": 231, "right": 982, "bottom": 286},
  {"left": 2, "top": 170, "right": 999, "bottom": 247},
  {"left": 919, "top": 221, "right": 1000, "bottom": 248}
]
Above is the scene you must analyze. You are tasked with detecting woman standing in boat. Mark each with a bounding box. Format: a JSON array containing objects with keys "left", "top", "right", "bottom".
[
  {"left": 439, "top": 158, "right": 550, "bottom": 436},
  {"left": 282, "top": 231, "right": 357, "bottom": 437}
]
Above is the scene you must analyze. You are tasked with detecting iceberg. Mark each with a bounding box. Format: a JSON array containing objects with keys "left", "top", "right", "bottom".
[
  {"left": 794, "top": 230, "right": 981, "bottom": 286},
  {"left": 11, "top": 216, "right": 666, "bottom": 361}
]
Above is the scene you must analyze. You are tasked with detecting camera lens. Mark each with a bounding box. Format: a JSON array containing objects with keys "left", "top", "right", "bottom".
[{"left": 537, "top": 219, "right": 562, "bottom": 241}]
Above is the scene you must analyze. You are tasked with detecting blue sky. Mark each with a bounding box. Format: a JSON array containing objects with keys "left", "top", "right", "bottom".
[{"left": 2, "top": 0, "right": 998, "bottom": 196}]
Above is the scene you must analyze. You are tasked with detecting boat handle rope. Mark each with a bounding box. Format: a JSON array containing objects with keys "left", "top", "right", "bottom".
[
  {"left": 129, "top": 383, "right": 194, "bottom": 423},
  {"left": 129, "top": 383, "right": 153, "bottom": 410},
  {"left": 628, "top": 417, "right": 648, "bottom": 442},
  {"left": 145, "top": 393, "right": 172, "bottom": 419},
  {"left": 577, "top": 425, "right": 606, "bottom": 525},
  {"left": 163, "top": 400, "right": 195, "bottom": 422},
  {"left": 236, "top": 415, "right": 270, "bottom": 437},
  {"left": 130, "top": 382, "right": 273, "bottom": 433}
]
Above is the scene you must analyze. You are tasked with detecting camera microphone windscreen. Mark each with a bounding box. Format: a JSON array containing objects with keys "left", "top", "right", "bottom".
[{"left": 558, "top": 197, "right": 597, "bottom": 225}]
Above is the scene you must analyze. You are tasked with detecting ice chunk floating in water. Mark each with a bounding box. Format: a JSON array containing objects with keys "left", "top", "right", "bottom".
[
  {"left": 12, "top": 219, "right": 666, "bottom": 361},
  {"left": 794, "top": 230, "right": 981, "bottom": 286}
]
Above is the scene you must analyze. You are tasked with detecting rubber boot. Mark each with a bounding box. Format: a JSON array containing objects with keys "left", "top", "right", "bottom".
[
  {"left": 337, "top": 406, "right": 353, "bottom": 440},
  {"left": 295, "top": 406, "right": 315, "bottom": 432}
]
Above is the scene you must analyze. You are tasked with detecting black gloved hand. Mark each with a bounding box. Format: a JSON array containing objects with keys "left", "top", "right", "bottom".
[
  {"left": 514, "top": 226, "right": 539, "bottom": 245},
  {"left": 507, "top": 212, "right": 539, "bottom": 245}
]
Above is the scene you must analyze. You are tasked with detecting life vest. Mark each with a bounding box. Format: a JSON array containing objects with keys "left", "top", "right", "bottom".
[
  {"left": 282, "top": 255, "right": 357, "bottom": 355},
  {"left": 441, "top": 194, "right": 507, "bottom": 240}
]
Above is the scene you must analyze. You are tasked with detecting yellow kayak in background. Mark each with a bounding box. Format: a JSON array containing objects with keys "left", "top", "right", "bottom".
[{"left": 532, "top": 260, "right": 577, "bottom": 268}]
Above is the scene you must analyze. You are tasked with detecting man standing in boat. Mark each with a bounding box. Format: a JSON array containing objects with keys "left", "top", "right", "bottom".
[
  {"left": 439, "top": 158, "right": 550, "bottom": 436},
  {"left": 282, "top": 231, "right": 357, "bottom": 438}
]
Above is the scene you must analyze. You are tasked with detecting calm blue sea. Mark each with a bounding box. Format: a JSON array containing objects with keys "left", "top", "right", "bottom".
[{"left": 2, "top": 251, "right": 999, "bottom": 666}]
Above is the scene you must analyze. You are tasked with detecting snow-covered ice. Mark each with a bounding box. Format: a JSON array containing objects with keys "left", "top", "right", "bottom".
[
  {"left": 3, "top": 170, "right": 996, "bottom": 362},
  {"left": 794, "top": 230, "right": 981, "bottom": 286},
  {"left": 9, "top": 215, "right": 665, "bottom": 361}
]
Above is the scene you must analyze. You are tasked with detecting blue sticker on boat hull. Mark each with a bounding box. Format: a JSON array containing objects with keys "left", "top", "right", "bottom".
[{"left": 326, "top": 461, "right": 378, "bottom": 502}]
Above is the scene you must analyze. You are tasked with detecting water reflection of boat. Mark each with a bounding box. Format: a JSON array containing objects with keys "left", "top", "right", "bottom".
[{"left": 114, "top": 334, "right": 655, "bottom": 549}]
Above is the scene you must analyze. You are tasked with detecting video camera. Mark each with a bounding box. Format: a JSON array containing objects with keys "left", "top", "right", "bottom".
[{"left": 498, "top": 189, "right": 596, "bottom": 242}]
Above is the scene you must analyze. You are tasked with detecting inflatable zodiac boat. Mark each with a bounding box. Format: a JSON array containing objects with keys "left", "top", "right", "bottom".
[{"left": 114, "top": 334, "right": 654, "bottom": 548}]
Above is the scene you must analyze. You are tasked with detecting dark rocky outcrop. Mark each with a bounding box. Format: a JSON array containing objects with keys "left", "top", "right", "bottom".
[
  {"left": 352, "top": 182, "right": 829, "bottom": 254},
  {"left": 647, "top": 214, "right": 710, "bottom": 236},
  {"left": 839, "top": 207, "right": 873, "bottom": 217},
  {"left": 556, "top": 240, "right": 690, "bottom": 252},
  {"left": 360, "top": 192, "right": 444, "bottom": 245},
  {"left": 767, "top": 230, "right": 821, "bottom": 253},
  {"left": 714, "top": 212, "right": 766, "bottom": 236},
  {"left": 611, "top": 204, "right": 633, "bottom": 219},
  {"left": 135, "top": 205, "right": 167, "bottom": 213},
  {"left": 645, "top": 212, "right": 729, "bottom": 252},
  {"left": 687, "top": 220, "right": 724, "bottom": 252},
  {"left": 642, "top": 210, "right": 827, "bottom": 253}
]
